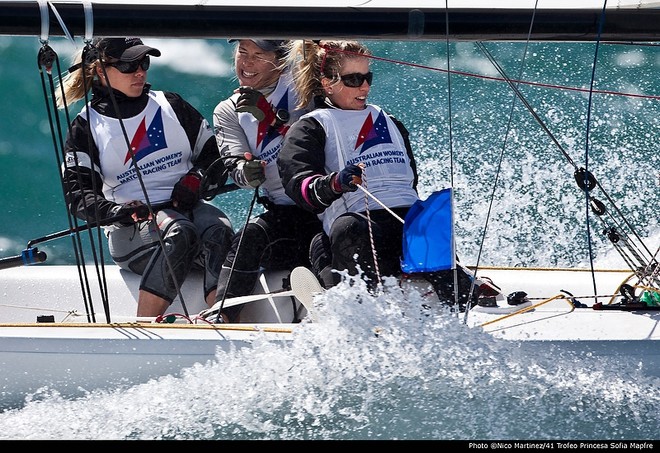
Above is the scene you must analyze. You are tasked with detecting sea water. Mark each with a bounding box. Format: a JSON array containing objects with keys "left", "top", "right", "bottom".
[{"left": 0, "top": 37, "right": 658, "bottom": 440}]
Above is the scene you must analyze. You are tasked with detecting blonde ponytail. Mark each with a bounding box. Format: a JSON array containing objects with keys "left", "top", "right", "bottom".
[{"left": 55, "top": 48, "right": 99, "bottom": 109}]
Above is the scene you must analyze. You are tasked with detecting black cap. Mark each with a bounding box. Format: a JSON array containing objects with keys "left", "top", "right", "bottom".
[
  {"left": 96, "top": 37, "right": 161, "bottom": 62},
  {"left": 228, "top": 39, "right": 288, "bottom": 56}
]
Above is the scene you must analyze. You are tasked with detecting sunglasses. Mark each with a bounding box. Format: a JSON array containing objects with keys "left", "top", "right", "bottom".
[
  {"left": 340, "top": 72, "right": 373, "bottom": 88},
  {"left": 107, "top": 56, "right": 151, "bottom": 74}
]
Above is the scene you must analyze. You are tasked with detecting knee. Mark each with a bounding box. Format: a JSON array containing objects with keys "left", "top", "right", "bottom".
[
  {"left": 309, "top": 232, "right": 331, "bottom": 269},
  {"left": 228, "top": 221, "right": 269, "bottom": 255},
  {"left": 240, "top": 221, "right": 267, "bottom": 242},
  {"left": 309, "top": 232, "right": 337, "bottom": 288},
  {"left": 204, "top": 223, "right": 233, "bottom": 252},
  {"left": 167, "top": 221, "right": 202, "bottom": 257}
]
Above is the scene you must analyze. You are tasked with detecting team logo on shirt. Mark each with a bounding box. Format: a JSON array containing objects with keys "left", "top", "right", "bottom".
[
  {"left": 355, "top": 110, "right": 393, "bottom": 154},
  {"left": 124, "top": 107, "right": 168, "bottom": 164},
  {"left": 255, "top": 90, "right": 289, "bottom": 150}
]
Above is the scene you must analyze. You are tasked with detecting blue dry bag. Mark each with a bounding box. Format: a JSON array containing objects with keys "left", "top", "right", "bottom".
[{"left": 401, "top": 188, "right": 455, "bottom": 273}]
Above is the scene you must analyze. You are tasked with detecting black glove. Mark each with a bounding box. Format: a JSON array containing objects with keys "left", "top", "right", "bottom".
[
  {"left": 235, "top": 86, "right": 276, "bottom": 124},
  {"left": 110, "top": 202, "right": 150, "bottom": 226},
  {"left": 242, "top": 159, "right": 266, "bottom": 188},
  {"left": 331, "top": 164, "right": 363, "bottom": 193},
  {"left": 200, "top": 159, "right": 229, "bottom": 200},
  {"left": 171, "top": 170, "right": 203, "bottom": 211}
]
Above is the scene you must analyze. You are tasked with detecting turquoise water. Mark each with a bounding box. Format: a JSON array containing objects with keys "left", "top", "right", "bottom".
[{"left": 0, "top": 36, "right": 658, "bottom": 440}]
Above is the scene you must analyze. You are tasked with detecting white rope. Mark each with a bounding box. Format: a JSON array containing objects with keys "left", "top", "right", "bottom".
[
  {"left": 48, "top": 1, "right": 76, "bottom": 46},
  {"left": 38, "top": 0, "right": 49, "bottom": 44},
  {"left": 356, "top": 184, "right": 405, "bottom": 224}
]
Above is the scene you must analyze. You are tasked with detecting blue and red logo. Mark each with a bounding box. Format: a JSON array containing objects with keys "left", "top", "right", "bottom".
[
  {"left": 255, "top": 89, "right": 290, "bottom": 150},
  {"left": 355, "top": 110, "right": 392, "bottom": 154},
  {"left": 124, "top": 107, "right": 168, "bottom": 164}
]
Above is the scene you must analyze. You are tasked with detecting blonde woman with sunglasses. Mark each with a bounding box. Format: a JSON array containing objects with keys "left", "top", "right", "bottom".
[
  {"left": 278, "top": 40, "right": 420, "bottom": 291},
  {"left": 279, "top": 41, "right": 486, "bottom": 307}
]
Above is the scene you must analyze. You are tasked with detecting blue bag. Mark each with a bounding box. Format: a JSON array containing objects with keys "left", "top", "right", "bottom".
[{"left": 401, "top": 188, "right": 455, "bottom": 273}]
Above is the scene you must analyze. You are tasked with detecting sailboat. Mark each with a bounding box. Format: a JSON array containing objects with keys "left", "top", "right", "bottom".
[{"left": 0, "top": 0, "right": 658, "bottom": 411}]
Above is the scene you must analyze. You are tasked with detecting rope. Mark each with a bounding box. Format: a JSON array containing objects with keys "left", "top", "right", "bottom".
[
  {"left": 341, "top": 47, "right": 660, "bottom": 103},
  {"left": 38, "top": 42, "right": 104, "bottom": 323},
  {"left": 214, "top": 188, "right": 260, "bottom": 323},
  {"left": 359, "top": 171, "right": 382, "bottom": 292},
  {"left": 355, "top": 184, "right": 403, "bottom": 223}
]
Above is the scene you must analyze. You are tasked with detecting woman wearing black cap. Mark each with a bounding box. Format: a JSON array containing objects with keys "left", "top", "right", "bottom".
[
  {"left": 57, "top": 37, "right": 234, "bottom": 318},
  {"left": 211, "top": 39, "right": 322, "bottom": 322}
]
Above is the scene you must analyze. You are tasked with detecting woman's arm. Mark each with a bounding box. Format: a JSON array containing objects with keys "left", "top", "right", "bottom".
[{"left": 278, "top": 117, "right": 343, "bottom": 213}]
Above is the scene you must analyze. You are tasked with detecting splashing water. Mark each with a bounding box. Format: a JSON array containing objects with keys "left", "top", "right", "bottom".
[{"left": 0, "top": 276, "right": 657, "bottom": 440}]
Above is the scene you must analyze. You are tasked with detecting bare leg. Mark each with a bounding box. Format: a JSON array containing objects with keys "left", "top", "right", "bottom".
[
  {"left": 205, "top": 289, "right": 216, "bottom": 308},
  {"left": 204, "top": 289, "right": 230, "bottom": 322},
  {"left": 137, "top": 289, "right": 170, "bottom": 317}
]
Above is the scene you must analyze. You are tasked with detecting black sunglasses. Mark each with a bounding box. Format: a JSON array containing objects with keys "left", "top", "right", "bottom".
[
  {"left": 340, "top": 72, "right": 373, "bottom": 88},
  {"left": 107, "top": 56, "right": 151, "bottom": 74}
]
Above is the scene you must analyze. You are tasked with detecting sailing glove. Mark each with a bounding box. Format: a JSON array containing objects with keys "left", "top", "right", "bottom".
[
  {"left": 171, "top": 169, "right": 203, "bottom": 211},
  {"left": 235, "top": 86, "right": 276, "bottom": 125},
  {"left": 331, "top": 164, "right": 363, "bottom": 193},
  {"left": 110, "top": 201, "right": 150, "bottom": 226},
  {"left": 241, "top": 159, "right": 267, "bottom": 188}
]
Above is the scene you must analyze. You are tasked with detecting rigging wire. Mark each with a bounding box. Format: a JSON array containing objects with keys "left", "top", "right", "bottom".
[
  {"left": 478, "top": 47, "right": 657, "bottom": 268},
  {"left": 443, "top": 0, "right": 461, "bottom": 310},
  {"left": 38, "top": 47, "right": 102, "bottom": 322},
  {"left": 76, "top": 42, "right": 116, "bottom": 322},
  {"left": 474, "top": 5, "right": 658, "bottom": 292},
  {"left": 580, "top": 0, "right": 609, "bottom": 302},
  {"left": 463, "top": 1, "right": 541, "bottom": 322},
  {"left": 37, "top": 6, "right": 104, "bottom": 322},
  {"left": 59, "top": 2, "right": 119, "bottom": 322}
]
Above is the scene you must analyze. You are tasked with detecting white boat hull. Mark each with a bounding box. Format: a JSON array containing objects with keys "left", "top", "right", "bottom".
[
  {"left": 0, "top": 322, "right": 294, "bottom": 409},
  {"left": 401, "top": 266, "right": 660, "bottom": 377},
  {"left": 0, "top": 264, "right": 658, "bottom": 410},
  {"left": 0, "top": 265, "right": 304, "bottom": 325},
  {"left": 0, "top": 265, "right": 305, "bottom": 409}
]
